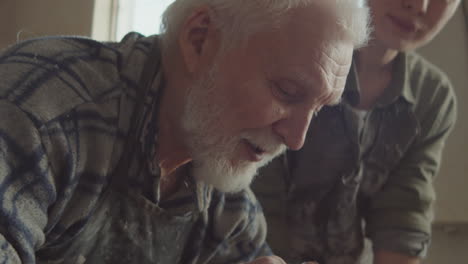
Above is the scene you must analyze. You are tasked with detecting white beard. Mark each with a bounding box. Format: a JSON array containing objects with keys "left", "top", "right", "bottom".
[{"left": 181, "top": 67, "right": 286, "bottom": 193}]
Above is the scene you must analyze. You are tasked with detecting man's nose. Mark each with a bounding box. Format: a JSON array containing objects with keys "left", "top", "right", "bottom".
[
  {"left": 272, "top": 110, "right": 314, "bottom": 151},
  {"left": 403, "top": 0, "right": 429, "bottom": 15}
]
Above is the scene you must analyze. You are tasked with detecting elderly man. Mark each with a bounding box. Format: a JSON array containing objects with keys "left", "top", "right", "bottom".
[{"left": 0, "top": 0, "right": 369, "bottom": 263}]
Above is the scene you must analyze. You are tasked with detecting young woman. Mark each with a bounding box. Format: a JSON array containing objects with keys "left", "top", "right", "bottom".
[{"left": 253, "top": 0, "right": 461, "bottom": 264}]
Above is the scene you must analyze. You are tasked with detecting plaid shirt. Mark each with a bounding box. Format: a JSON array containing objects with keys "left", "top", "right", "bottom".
[{"left": 0, "top": 33, "right": 268, "bottom": 264}]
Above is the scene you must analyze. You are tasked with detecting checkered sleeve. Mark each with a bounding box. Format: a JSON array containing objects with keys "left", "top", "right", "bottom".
[
  {"left": 0, "top": 36, "right": 123, "bottom": 264},
  {"left": 0, "top": 33, "right": 155, "bottom": 263},
  {"left": 0, "top": 100, "right": 57, "bottom": 264}
]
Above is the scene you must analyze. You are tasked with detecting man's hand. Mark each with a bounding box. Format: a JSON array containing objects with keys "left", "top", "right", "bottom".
[{"left": 244, "top": 256, "right": 318, "bottom": 264}]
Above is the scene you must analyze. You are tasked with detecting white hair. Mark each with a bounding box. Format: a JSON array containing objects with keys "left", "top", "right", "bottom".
[{"left": 160, "top": 0, "right": 371, "bottom": 51}]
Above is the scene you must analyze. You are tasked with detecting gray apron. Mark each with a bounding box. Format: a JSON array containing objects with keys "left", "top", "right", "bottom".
[{"left": 36, "top": 175, "right": 198, "bottom": 264}]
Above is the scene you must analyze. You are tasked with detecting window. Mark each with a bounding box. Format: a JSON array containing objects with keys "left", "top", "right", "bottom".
[
  {"left": 92, "top": 0, "right": 174, "bottom": 41},
  {"left": 115, "top": 0, "right": 174, "bottom": 40}
]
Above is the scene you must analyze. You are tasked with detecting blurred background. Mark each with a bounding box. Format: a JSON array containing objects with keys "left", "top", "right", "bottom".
[{"left": 0, "top": 0, "right": 467, "bottom": 263}]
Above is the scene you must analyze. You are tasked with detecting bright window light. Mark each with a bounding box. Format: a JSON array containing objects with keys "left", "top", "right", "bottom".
[{"left": 115, "top": 0, "right": 174, "bottom": 41}]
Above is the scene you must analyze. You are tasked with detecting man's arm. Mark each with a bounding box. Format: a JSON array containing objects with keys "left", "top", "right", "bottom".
[{"left": 0, "top": 100, "right": 58, "bottom": 263}]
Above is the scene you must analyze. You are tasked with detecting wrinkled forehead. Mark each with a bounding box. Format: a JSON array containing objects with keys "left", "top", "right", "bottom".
[
  {"left": 268, "top": 17, "right": 353, "bottom": 104},
  {"left": 277, "top": 33, "right": 353, "bottom": 93}
]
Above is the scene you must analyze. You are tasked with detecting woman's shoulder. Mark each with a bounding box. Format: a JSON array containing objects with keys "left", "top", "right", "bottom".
[
  {"left": 404, "top": 52, "right": 455, "bottom": 106},
  {"left": 405, "top": 52, "right": 452, "bottom": 89}
]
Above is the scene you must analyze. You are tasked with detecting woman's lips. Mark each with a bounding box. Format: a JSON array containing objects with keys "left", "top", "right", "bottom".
[{"left": 387, "top": 14, "right": 419, "bottom": 34}]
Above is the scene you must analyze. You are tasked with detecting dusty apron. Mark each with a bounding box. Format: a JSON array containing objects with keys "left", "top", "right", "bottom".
[
  {"left": 36, "top": 38, "right": 201, "bottom": 264},
  {"left": 36, "top": 176, "right": 199, "bottom": 264}
]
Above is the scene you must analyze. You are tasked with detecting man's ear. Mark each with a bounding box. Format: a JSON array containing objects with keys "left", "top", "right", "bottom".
[{"left": 178, "top": 6, "right": 220, "bottom": 74}]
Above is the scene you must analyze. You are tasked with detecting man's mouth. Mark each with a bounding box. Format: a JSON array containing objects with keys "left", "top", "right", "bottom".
[{"left": 242, "top": 139, "right": 266, "bottom": 162}]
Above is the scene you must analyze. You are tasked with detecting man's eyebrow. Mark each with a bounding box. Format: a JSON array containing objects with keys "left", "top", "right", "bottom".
[
  {"left": 290, "top": 69, "right": 345, "bottom": 106},
  {"left": 287, "top": 69, "right": 324, "bottom": 94}
]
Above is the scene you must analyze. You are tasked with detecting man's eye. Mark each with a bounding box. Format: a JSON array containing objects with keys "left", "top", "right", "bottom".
[
  {"left": 277, "top": 83, "right": 297, "bottom": 96},
  {"left": 271, "top": 80, "right": 302, "bottom": 102}
]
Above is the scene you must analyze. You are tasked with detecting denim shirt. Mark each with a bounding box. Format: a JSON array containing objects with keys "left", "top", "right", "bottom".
[{"left": 252, "top": 51, "right": 457, "bottom": 264}]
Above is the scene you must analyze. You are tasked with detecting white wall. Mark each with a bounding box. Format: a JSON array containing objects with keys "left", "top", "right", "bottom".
[
  {"left": 0, "top": 0, "right": 95, "bottom": 50},
  {"left": 0, "top": 0, "right": 17, "bottom": 49},
  {"left": 425, "top": 224, "right": 468, "bottom": 264},
  {"left": 92, "top": 0, "right": 117, "bottom": 41}
]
